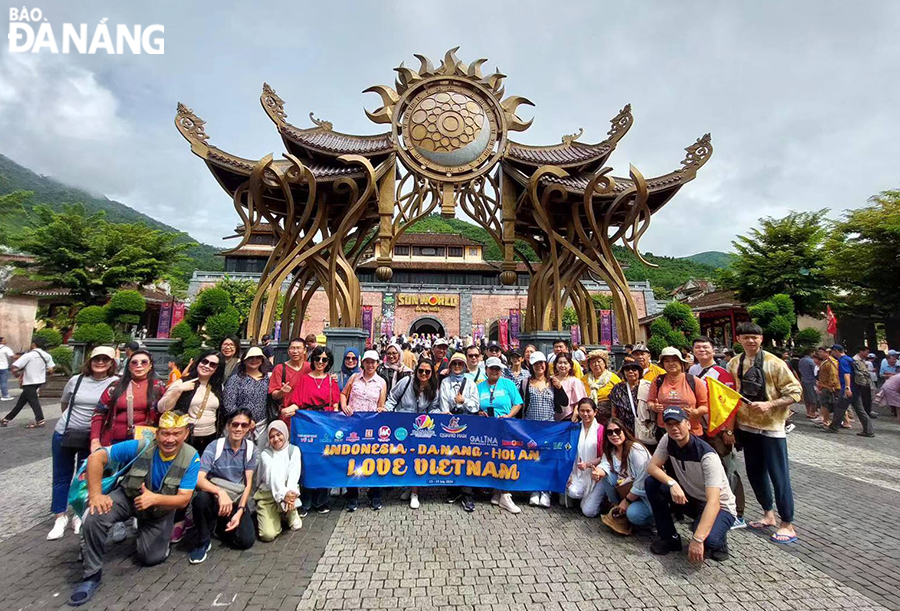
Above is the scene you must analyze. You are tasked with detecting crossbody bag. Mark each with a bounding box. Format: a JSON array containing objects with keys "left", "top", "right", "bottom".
[{"left": 60, "top": 375, "right": 91, "bottom": 450}]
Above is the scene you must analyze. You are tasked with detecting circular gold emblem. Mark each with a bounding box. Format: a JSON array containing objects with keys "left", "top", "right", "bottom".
[{"left": 399, "top": 82, "right": 500, "bottom": 180}]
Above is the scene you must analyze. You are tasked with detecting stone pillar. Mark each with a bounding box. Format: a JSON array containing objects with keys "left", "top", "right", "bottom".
[
  {"left": 517, "top": 330, "right": 570, "bottom": 357},
  {"left": 460, "top": 293, "right": 473, "bottom": 339},
  {"left": 324, "top": 328, "right": 369, "bottom": 363},
  {"left": 69, "top": 342, "right": 87, "bottom": 372}
]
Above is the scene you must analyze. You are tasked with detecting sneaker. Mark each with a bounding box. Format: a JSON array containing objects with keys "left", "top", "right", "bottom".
[
  {"left": 446, "top": 492, "right": 461, "bottom": 504},
  {"left": 730, "top": 517, "right": 747, "bottom": 530},
  {"left": 706, "top": 543, "right": 729, "bottom": 562},
  {"left": 498, "top": 493, "right": 521, "bottom": 514},
  {"left": 869, "top": 412, "right": 878, "bottom": 419},
  {"left": 345, "top": 499, "right": 359, "bottom": 512},
  {"left": 288, "top": 511, "right": 303, "bottom": 531},
  {"left": 48, "top": 515, "right": 69, "bottom": 540},
  {"left": 856, "top": 432, "right": 875, "bottom": 438},
  {"left": 540, "top": 492, "right": 551, "bottom": 508},
  {"left": 0, "top": 396, "right": 12, "bottom": 401},
  {"left": 409, "top": 493, "right": 420, "bottom": 509},
  {"left": 110, "top": 521, "right": 127, "bottom": 544},
  {"left": 317, "top": 506, "right": 331, "bottom": 514},
  {"left": 650, "top": 535, "right": 683, "bottom": 556},
  {"left": 171, "top": 521, "right": 186, "bottom": 543},
  {"left": 529, "top": 492, "right": 540, "bottom": 506},
  {"left": 462, "top": 497, "right": 475, "bottom": 512},
  {"left": 784, "top": 423, "right": 796, "bottom": 434},
  {"left": 370, "top": 498, "right": 382, "bottom": 511},
  {"left": 399, "top": 489, "right": 411, "bottom": 501},
  {"left": 491, "top": 491, "right": 501, "bottom": 506},
  {"left": 299, "top": 507, "right": 309, "bottom": 518},
  {"left": 72, "top": 516, "right": 82, "bottom": 535},
  {"left": 189, "top": 541, "right": 211, "bottom": 564}
]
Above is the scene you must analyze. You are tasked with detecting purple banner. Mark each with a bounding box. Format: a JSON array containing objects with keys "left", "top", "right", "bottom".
[
  {"left": 156, "top": 302, "right": 172, "bottom": 339},
  {"left": 362, "top": 306, "right": 373, "bottom": 343},
  {"left": 599, "top": 310, "right": 612, "bottom": 347},
  {"left": 273, "top": 320, "right": 282, "bottom": 342},
  {"left": 474, "top": 324, "right": 485, "bottom": 340},
  {"left": 509, "top": 309, "right": 520, "bottom": 348},
  {"left": 611, "top": 310, "right": 619, "bottom": 345},
  {"left": 570, "top": 324, "right": 581, "bottom": 346}
]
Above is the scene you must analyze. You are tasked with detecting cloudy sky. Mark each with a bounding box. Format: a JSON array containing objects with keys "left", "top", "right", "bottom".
[{"left": 1, "top": 0, "right": 898, "bottom": 258}]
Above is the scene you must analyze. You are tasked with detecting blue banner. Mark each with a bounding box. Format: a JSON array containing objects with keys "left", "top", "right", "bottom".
[{"left": 291, "top": 412, "right": 579, "bottom": 492}]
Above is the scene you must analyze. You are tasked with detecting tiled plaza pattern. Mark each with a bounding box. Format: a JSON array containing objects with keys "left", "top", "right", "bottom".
[{"left": 0, "top": 388, "right": 899, "bottom": 611}]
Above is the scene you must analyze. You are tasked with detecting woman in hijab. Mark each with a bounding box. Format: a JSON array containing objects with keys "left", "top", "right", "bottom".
[
  {"left": 254, "top": 420, "right": 302, "bottom": 541},
  {"left": 337, "top": 348, "right": 361, "bottom": 391}
]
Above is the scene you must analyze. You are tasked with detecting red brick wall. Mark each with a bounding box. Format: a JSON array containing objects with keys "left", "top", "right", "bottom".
[
  {"left": 472, "top": 294, "right": 526, "bottom": 337},
  {"left": 588, "top": 290, "right": 648, "bottom": 319}
]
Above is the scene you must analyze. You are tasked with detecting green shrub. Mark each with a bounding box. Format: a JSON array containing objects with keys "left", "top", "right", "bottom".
[
  {"left": 71, "top": 323, "right": 116, "bottom": 345},
  {"left": 116, "top": 314, "right": 141, "bottom": 326},
  {"left": 49, "top": 346, "right": 74, "bottom": 374},
  {"left": 205, "top": 307, "right": 241, "bottom": 347},
  {"left": 108, "top": 290, "right": 147, "bottom": 315},
  {"left": 188, "top": 288, "right": 231, "bottom": 327},
  {"left": 75, "top": 305, "right": 108, "bottom": 325},
  {"left": 33, "top": 328, "right": 63, "bottom": 349},
  {"left": 794, "top": 327, "right": 823, "bottom": 352}
]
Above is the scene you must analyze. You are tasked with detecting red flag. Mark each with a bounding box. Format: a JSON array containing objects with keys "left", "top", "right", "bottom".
[{"left": 826, "top": 305, "right": 838, "bottom": 335}]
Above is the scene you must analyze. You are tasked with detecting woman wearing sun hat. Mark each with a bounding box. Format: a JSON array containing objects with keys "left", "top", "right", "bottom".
[
  {"left": 647, "top": 346, "right": 708, "bottom": 437},
  {"left": 582, "top": 349, "right": 620, "bottom": 422},
  {"left": 223, "top": 346, "right": 272, "bottom": 444}
]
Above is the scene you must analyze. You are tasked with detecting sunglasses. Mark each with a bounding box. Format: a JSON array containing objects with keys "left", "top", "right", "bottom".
[
  {"left": 606, "top": 428, "right": 623, "bottom": 437},
  {"left": 466, "top": 353, "right": 479, "bottom": 358},
  {"left": 229, "top": 421, "right": 251, "bottom": 429},
  {"left": 314, "top": 356, "right": 330, "bottom": 363},
  {"left": 199, "top": 358, "right": 219, "bottom": 369},
  {"left": 92, "top": 356, "right": 112, "bottom": 363},
  {"left": 345, "top": 356, "right": 358, "bottom": 361},
  {"left": 417, "top": 368, "right": 433, "bottom": 375},
  {"left": 130, "top": 359, "right": 150, "bottom": 366}
]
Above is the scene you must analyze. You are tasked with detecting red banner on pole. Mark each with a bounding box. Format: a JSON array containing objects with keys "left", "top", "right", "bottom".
[
  {"left": 172, "top": 302, "right": 185, "bottom": 328},
  {"left": 499, "top": 318, "right": 509, "bottom": 350}
]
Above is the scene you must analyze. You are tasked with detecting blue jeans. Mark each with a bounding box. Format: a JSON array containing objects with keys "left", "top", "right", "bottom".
[
  {"left": 736, "top": 429, "right": 795, "bottom": 523},
  {"left": 0, "top": 368, "right": 8, "bottom": 397},
  {"left": 51, "top": 431, "right": 89, "bottom": 514},
  {"left": 645, "top": 476, "right": 734, "bottom": 551},
  {"left": 600, "top": 475, "right": 654, "bottom": 526}
]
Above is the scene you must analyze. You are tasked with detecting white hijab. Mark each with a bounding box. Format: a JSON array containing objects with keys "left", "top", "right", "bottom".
[{"left": 259, "top": 420, "right": 300, "bottom": 504}]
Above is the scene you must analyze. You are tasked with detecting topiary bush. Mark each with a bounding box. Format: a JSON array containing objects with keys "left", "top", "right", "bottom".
[
  {"left": 171, "top": 320, "right": 203, "bottom": 362},
  {"left": 75, "top": 305, "right": 108, "bottom": 325},
  {"left": 205, "top": 306, "right": 241, "bottom": 347},
  {"left": 107, "top": 290, "right": 146, "bottom": 329},
  {"left": 794, "top": 327, "right": 823, "bottom": 352},
  {"left": 49, "top": 346, "right": 74, "bottom": 375},
  {"left": 647, "top": 302, "right": 700, "bottom": 352},
  {"left": 71, "top": 323, "right": 116, "bottom": 346},
  {"left": 188, "top": 288, "right": 231, "bottom": 327},
  {"left": 33, "top": 327, "right": 63, "bottom": 349}
]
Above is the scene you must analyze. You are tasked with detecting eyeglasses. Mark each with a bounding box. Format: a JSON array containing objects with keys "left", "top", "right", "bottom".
[
  {"left": 130, "top": 359, "right": 150, "bottom": 366},
  {"left": 229, "top": 421, "right": 251, "bottom": 429},
  {"left": 417, "top": 368, "right": 433, "bottom": 375},
  {"left": 199, "top": 358, "right": 219, "bottom": 369},
  {"left": 607, "top": 428, "right": 623, "bottom": 437},
  {"left": 314, "top": 356, "right": 330, "bottom": 363}
]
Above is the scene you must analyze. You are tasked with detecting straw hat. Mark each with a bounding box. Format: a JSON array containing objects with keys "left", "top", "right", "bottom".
[
  {"left": 658, "top": 346, "right": 688, "bottom": 363},
  {"left": 586, "top": 349, "right": 609, "bottom": 364}
]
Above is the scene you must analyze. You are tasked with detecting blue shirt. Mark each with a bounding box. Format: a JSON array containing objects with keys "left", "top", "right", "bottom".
[
  {"left": 107, "top": 439, "right": 200, "bottom": 492},
  {"left": 880, "top": 360, "right": 898, "bottom": 377},
  {"left": 199, "top": 439, "right": 258, "bottom": 484},
  {"left": 476, "top": 377, "right": 524, "bottom": 417},
  {"left": 837, "top": 355, "right": 854, "bottom": 391},
  {"left": 797, "top": 355, "right": 817, "bottom": 384}
]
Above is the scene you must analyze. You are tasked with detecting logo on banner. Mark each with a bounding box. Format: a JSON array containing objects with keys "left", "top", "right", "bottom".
[
  {"left": 334, "top": 430, "right": 344, "bottom": 441},
  {"left": 411, "top": 415, "right": 436, "bottom": 438},
  {"left": 501, "top": 439, "right": 523, "bottom": 447},
  {"left": 364, "top": 429, "right": 374, "bottom": 439},
  {"left": 347, "top": 432, "right": 360, "bottom": 442},
  {"left": 527, "top": 440, "right": 537, "bottom": 449},
  {"left": 394, "top": 427, "right": 409, "bottom": 441},
  {"left": 377, "top": 426, "right": 391, "bottom": 441},
  {"left": 468, "top": 435, "right": 498, "bottom": 446},
  {"left": 441, "top": 416, "right": 468, "bottom": 435}
]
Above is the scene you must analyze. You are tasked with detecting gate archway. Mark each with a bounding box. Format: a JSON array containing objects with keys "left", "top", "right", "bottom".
[{"left": 409, "top": 316, "right": 446, "bottom": 337}]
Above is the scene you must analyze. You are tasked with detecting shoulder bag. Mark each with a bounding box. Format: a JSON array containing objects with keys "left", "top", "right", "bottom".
[{"left": 60, "top": 375, "right": 92, "bottom": 450}]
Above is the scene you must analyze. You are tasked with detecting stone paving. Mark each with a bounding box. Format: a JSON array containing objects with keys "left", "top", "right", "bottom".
[{"left": 1, "top": 383, "right": 899, "bottom": 611}]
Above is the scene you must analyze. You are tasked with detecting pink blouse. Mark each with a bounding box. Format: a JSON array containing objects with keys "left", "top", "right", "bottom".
[
  {"left": 347, "top": 373, "right": 386, "bottom": 412},
  {"left": 557, "top": 375, "right": 587, "bottom": 421}
]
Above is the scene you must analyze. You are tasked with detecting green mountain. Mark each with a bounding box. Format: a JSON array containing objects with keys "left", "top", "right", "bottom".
[
  {"left": 683, "top": 251, "right": 734, "bottom": 269},
  {"left": 407, "top": 214, "right": 719, "bottom": 294},
  {"left": 0, "top": 154, "right": 223, "bottom": 283}
]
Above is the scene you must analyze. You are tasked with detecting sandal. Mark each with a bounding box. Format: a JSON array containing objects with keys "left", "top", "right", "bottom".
[
  {"left": 748, "top": 520, "right": 775, "bottom": 530},
  {"left": 68, "top": 578, "right": 101, "bottom": 606},
  {"left": 771, "top": 532, "right": 798, "bottom": 544},
  {"left": 25, "top": 420, "right": 45, "bottom": 429}
]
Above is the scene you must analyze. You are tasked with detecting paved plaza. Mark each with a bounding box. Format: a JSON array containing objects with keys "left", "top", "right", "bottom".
[{"left": 1, "top": 390, "right": 899, "bottom": 611}]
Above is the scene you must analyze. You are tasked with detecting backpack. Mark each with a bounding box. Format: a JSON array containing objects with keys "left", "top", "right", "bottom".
[
  {"left": 654, "top": 373, "right": 697, "bottom": 394},
  {"left": 852, "top": 357, "right": 871, "bottom": 386},
  {"left": 213, "top": 437, "right": 256, "bottom": 463}
]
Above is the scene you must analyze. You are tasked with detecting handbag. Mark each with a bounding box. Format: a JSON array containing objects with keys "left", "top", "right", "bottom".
[
  {"left": 209, "top": 477, "right": 246, "bottom": 503},
  {"left": 630, "top": 381, "right": 657, "bottom": 444},
  {"left": 188, "top": 383, "right": 213, "bottom": 441},
  {"left": 68, "top": 430, "right": 154, "bottom": 516},
  {"left": 60, "top": 375, "right": 91, "bottom": 450}
]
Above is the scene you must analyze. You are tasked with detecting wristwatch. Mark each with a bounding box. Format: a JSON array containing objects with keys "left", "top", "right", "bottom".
[
  {"left": 724, "top": 430, "right": 734, "bottom": 436},
  {"left": 667, "top": 480, "right": 676, "bottom": 488}
]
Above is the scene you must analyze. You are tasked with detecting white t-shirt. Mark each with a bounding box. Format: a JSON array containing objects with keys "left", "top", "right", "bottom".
[
  {"left": 0, "top": 345, "right": 14, "bottom": 369},
  {"left": 55, "top": 374, "right": 118, "bottom": 435},
  {"left": 12, "top": 349, "right": 55, "bottom": 386}
]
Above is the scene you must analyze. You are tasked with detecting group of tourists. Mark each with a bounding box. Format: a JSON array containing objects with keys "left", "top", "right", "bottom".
[{"left": 0, "top": 321, "right": 828, "bottom": 605}]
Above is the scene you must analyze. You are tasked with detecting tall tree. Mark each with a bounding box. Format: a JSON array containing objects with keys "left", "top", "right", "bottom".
[
  {"left": 719, "top": 210, "right": 830, "bottom": 316},
  {"left": 0, "top": 189, "right": 31, "bottom": 244},
  {"left": 14, "top": 204, "right": 187, "bottom": 305},
  {"left": 825, "top": 189, "right": 900, "bottom": 317}
]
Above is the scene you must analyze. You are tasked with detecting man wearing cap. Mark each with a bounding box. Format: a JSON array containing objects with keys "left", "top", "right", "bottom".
[
  {"left": 728, "top": 322, "right": 801, "bottom": 544},
  {"left": 485, "top": 341, "right": 508, "bottom": 366},
  {"left": 645, "top": 407, "right": 737, "bottom": 562},
  {"left": 68, "top": 412, "right": 201, "bottom": 606},
  {"left": 826, "top": 345, "right": 874, "bottom": 437},
  {"left": 432, "top": 338, "right": 451, "bottom": 379},
  {"left": 631, "top": 344, "right": 665, "bottom": 382}
]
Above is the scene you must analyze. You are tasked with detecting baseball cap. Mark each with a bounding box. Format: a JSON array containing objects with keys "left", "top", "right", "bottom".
[
  {"left": 433, "top": 338, "right": 449, "bottom": 347},
  {"left": 831, "top": 344, "right": 845, "bottom": 352},
  {"left": 485, "top": 356, "right": 504, "bottom": 369},
  {"left": 888, "top": 350, "right": 899, "bottom": 357},
  {"left": 362, "top": 350, "right": 380, "bottom": 363},
  {"left": 631, "top": 344, "right": 650, "bottom": 354},
  {"left": 529, "top": 351, "right": 547, "bottom": 365},
  {"left": 449, "top": 353, "right": 466, "bottom": 364},
  {"left": 506, "top": 348, "right": 522, "bottom": 358},
  {"left": 89, "top": 346, "right": 116, "bottom": 360},
  {"left": 662, "top": 407, "right": 688, "bottom": 423},
  {"left": 620, "top": 361, "right": 642, "bottom": 373},
  {"left": 866, "top": 353, "right": 876, "bottom": 359},
  {"left": 487, "top": 341, "right": 502, "bottom": 351}
]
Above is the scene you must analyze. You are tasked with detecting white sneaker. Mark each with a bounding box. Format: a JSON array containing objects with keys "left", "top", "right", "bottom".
[
  {"left": 498, "top": 493, "right": 521, "bottom": 514},
  {"left": 529, "top": 492, "right": 540, "bottom": 506},
  {"left": 491, "top": 491, "right": 501, "bottom": 506},
  {"left": 540, "top": 492, "right": 551, "bottom": 508},
  {"left": 47, "top": 515, "right": 69, "bottom": 540},
  {"left": 72, "top": 515, "right": 82, "bottom": 535},
  {"left": 110, "top": 521, "right": 127, "bottom": 543},
  {"left": 409, "top": 493, "right": 420, "bottom": 509},
  {"left": 400, "top": 489, "right": 411, "bottom": 501},
  {"left": 288, "top": 511, "right": 303, "bottom": 531}
]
